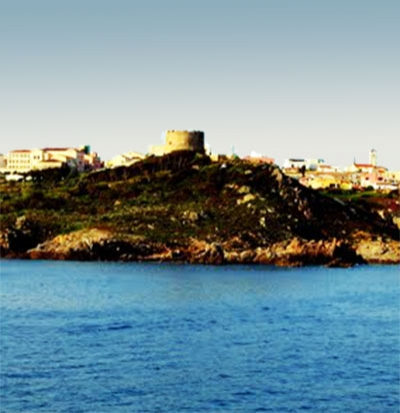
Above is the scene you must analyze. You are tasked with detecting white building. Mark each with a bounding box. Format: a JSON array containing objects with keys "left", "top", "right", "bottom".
[
  {"left": 283, "top": 158, "right": 325, "bottom": 170},
  {"left": 3, "top": 146, "right": 101, "bottom": 174},
  {"left": 106, "top": 151, "right": 145, "bottom": 168}
]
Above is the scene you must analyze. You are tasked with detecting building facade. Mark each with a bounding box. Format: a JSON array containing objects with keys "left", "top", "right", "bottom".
[
  {"left": 2, "top": 146, "right": 101, "bottom": 174},
  {"left": 283, "top": 158, "right": 325, "bottom": 171},
  {"left": 106, "top": 151, "right": 145, "bottom": 168}
]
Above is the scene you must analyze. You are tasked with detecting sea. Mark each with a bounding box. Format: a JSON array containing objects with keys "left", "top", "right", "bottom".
[{"left": 0, "top": 261, "right": 399, "bottom": 413}]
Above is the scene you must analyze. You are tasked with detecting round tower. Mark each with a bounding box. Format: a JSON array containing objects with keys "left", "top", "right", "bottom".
[{"left": 164, "top": 130, "right": 205, "bottom": 154}]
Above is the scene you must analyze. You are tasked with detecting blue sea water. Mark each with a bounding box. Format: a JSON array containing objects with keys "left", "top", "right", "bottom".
[{"left": 0, "top": 261, "right": 399, "bottom": 413}]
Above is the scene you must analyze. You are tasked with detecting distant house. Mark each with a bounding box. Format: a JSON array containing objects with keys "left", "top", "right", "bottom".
[
  {"left": 3, "top": 146, "right": 101, "bottom": 174},
  {"left": 106, "top": 152, "right": 145, "bottom": 169},
  {"left": 316, "top": 164, "right": 339, "bottom": 173},
  {"left": 243, "top": 155, "right": 275, "bottom": 165},
  {"left": 359, "top": 172, "right": 381, "bottom": 186},
  {"left": 283, "top": 158, "right": 324, "bottom": 171},
  {"left": 385, "top": 171, "right": 400, "bottom": 181},
  {"left": 300, "top": 173, "right": 352, "bottom": 190},
  {"left": 300, "top": 174, "right": 337, "bottom": 189},
  {"left": 347, "top": 161, "right": 387, "bottom": 174},
  {"left": 283, "top": 158, "right": 306, "bottom": 169},
  {"left": 348, "top": 163, "right": 375, "bottom": 174},
  {"left": 359, "top": 171, "right": 399, "bottom": 190}
]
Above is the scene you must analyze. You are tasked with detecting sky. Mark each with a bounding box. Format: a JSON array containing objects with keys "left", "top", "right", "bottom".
[{"left": 1, "top": 0, "right": 399, "bottom": 169}]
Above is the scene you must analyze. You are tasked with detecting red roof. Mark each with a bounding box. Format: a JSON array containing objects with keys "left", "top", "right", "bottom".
[
  {"left": 354, "top": 164, "right": 387, "bottom": 171},
  {"left": 42, "top": 147, "right": 72, "bottom": 152},
  {"left": 10, "top": 149, "right": 31, "bottom": 153},
  {"left": 244, "top": 156, "right": 275, "bottom": 164},
  {"left": 354, "top": 163, "right": 373, "bottom": 168}
]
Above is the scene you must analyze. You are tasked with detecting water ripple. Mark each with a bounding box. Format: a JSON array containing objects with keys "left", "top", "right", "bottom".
[{"left": 1, "top": 262, "right": 399, "bottom": 413}]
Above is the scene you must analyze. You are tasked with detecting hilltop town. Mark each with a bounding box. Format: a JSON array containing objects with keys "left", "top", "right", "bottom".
[
  {"left": 0, "top": 130, "right": 399, "bottom": 266},
  {"left": 1, "top": 131, "right": 399, "bottom": 193}
]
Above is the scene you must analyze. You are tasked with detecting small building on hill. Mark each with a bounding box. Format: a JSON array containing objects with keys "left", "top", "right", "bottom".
[
  {"left": 106, "top": 151, "right": 145, "bottom": 168},
  {"left": 2, "top": 146, "right": 101, "bottom": 174},
  {"left": 283, "top": 158, "right": 325, "bottom": 171}
]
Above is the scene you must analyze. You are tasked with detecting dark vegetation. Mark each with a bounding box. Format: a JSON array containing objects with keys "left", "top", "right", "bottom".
[{"left": 1, "top": 151, "right": 398, "bottom": 252}]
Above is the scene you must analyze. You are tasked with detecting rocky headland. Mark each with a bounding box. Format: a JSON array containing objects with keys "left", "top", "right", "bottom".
[{"left": 1, "top": 152, "right": 399, "bottom": 266}]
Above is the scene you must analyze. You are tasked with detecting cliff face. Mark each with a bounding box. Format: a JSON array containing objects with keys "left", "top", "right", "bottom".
[{"left": 1, "top": 152, "right": 399, "bottom": 266}]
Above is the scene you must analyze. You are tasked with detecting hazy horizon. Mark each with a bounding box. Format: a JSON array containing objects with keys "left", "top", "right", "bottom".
[{"left": 1, "top": 0, "right": 399, "bottom": 169}]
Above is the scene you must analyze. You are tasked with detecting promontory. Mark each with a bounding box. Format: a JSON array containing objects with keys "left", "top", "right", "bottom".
[{"left": 1, "top": 152, "right": 399, "bottom": 267}]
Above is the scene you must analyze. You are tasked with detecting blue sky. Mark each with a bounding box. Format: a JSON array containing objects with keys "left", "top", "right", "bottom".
[{"left": 1, "top": 0, "right": 399, "bottom": 169}]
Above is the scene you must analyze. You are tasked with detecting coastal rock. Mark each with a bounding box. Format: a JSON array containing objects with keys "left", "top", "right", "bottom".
[
  {"left": 187, "top": 240, "right": 225, "bottom": 264},
  {"left": 28, "top": 228, "right": 112, "bottom": 260},
  {"left": 1, "top": 216, "right": 44, "bottom": 256},
  {"left": 26, "top": 229, "right": 397, "bottom": 266},
  {"left": 355, "top": 239, "right": 400, "bottom": 264},
  {"left": 222, "top": 238, "right": 364, "bottom": 267},
  {"left": 27, "top": 228, "right": 161, "bottom": 261},
  {"left": 253, "top": 238, "right": 364, "bottom": 267},
  {"left": 0, "top": 231, "right": 9, "bottom": 257}
]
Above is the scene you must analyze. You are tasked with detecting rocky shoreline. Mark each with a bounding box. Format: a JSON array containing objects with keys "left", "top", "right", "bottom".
[{"left": 2, "top": 227, "right": 399, "bottom": 267}]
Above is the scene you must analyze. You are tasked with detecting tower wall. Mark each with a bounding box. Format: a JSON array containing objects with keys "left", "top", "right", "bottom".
[{"left": 164, "top": 130, "right": 205, "bottom": 154}]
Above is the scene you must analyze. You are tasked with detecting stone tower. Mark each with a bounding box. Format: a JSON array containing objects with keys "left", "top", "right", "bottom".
[
  {"left": 150, "top": 130, "right": 205, "bottom": 156},
  {"left": 369, "top": 148, "right": 377, "bottom": 166},
  {"left": 164, "top": 130, "right": 204, "bottom": 153}
]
